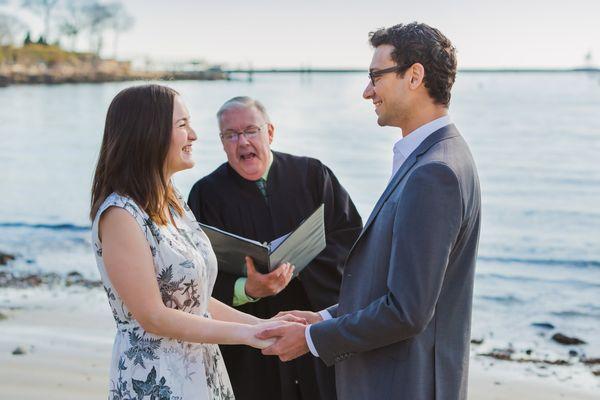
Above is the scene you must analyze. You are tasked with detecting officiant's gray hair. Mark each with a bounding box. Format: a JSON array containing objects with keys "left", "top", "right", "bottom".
[{"left": 217, "top": 96, "right": 271, "bottom": 124}]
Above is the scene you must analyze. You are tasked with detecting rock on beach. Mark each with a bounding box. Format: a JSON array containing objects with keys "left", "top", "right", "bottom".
[
  {"left": 0, "top": 251, "right": 16, "bottom": 265},
  {"left": 552, "top": 333, "right": 587, "bottom": 346}
]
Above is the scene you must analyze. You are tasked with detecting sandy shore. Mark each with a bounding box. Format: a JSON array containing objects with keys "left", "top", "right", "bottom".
[{"left": 0, "top": 287, "right": 598, "bottom": 400}]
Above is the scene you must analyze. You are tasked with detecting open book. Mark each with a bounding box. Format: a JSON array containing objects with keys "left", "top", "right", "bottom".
[{"left": 199, "top": 204, "right": 326, "bottom": 276}]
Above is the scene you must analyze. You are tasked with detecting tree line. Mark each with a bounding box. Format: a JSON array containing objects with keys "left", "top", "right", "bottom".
[{"left": 0, "top": 0, "right": 134, "bottom": 58}]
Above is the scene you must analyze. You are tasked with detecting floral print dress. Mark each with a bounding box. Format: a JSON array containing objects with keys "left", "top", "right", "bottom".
[{"left": 92, "top": 192, "right": 234, "bottom": 400}]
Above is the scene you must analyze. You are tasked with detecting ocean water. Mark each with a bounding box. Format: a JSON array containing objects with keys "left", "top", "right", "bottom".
[{"left": 1, "top": 72, "right": 599, "bottom": 363}]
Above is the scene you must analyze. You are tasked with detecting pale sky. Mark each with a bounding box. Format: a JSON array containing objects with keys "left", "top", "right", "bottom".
[{"left": 4, "top": 0, "right": 600, "bottom": 68}]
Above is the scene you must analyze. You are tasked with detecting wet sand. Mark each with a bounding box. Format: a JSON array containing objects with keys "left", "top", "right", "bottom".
[{"left": 0, "top": 287, "right": 598, "bottom": 400}]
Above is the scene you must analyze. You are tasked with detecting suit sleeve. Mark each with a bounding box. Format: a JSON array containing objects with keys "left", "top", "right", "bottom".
[
  {"left": 188, "top": 183, "right": 239, "bottom": 307},
  {"left": 326, "top": 304, "right": 339, "bottom": 318},
  {"left": 310, "top": 162, "right": 463, "bottom": 366},
  {"left": 299, "top": 164, "right": 363, "bottom": 310}
]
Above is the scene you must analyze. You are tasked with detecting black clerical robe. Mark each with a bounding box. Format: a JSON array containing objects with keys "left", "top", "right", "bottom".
[{"left": 188, "top": 151, "right": 362, "bottom": 400}]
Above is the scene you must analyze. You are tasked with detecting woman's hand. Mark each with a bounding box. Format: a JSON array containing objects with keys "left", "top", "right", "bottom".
[{"left": 243, "top": 321, "right": 290, "bottom": 349}]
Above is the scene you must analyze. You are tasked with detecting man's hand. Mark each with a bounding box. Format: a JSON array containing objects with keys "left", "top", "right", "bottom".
[
  {"left": 257, "top": 322, "right": 309, "bottom": 362},
  {"left": 275, "top": 310, "right": 323, "bottom": 325},
  {"left": 244, "top": 257, "right": 294, "bottom": 299}
]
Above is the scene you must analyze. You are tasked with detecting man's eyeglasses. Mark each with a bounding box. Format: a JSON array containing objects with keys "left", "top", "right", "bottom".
[
  {"left": 220, "top": 125, "right": 266, "bottom": 143},
  {"left": 368, "top": 65, "right": 405, "bottom": 86}
]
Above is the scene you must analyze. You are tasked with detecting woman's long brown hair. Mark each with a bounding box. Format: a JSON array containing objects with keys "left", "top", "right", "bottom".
[{"left": 90, "top": 84, "right": 183, "bottom": 225}]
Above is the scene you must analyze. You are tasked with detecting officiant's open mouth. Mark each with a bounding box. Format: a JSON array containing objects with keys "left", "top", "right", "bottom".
[{"left": 240, "top": 152, "right": 258, "bottom": 161}]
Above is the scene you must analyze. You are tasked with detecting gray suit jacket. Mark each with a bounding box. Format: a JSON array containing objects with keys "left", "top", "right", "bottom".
[{"left": 310, "top": 124, "right": 481, "bottom": 400}]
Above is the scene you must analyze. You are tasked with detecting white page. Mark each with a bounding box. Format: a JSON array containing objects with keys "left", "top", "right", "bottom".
[{"left": 269, "top": 232, "right": 291, "bottom": 252}]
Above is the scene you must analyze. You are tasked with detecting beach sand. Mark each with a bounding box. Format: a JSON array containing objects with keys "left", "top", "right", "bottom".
[{"left": 0, "top": 287, "right": 598, "bottom": 400}]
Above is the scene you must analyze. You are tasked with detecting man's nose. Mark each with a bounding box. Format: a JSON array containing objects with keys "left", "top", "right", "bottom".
[
  {"left": 237, "top": 133, "right": 250, "bottom": 145},
  {"left": 363, "top": 81, "right": 374, "bottom": 99}
]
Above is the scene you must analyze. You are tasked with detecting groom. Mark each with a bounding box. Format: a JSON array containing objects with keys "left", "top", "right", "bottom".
[{"left": 258, "top": 22, "right": 481, "bottom": 400}]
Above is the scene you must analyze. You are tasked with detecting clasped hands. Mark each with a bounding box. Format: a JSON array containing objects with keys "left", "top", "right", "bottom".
[
  {"left": 255, "top": 310, "right": 323, "bottom": 362},
  {"left": 242, "top": 257, "right": 321, "bottom": 361}
]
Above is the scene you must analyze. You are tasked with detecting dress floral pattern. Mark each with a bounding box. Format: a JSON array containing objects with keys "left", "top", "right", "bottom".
[{"left": 92, "top": 192, "right": 234, "bottom": 400}]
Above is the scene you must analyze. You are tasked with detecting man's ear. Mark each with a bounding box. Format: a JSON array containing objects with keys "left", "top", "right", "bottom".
[
  {"left": 407, "top": 63, "right": 425, "bottom": 89},
  {"left": 267, "top": 123, "right": 275, "bottom": 144}
]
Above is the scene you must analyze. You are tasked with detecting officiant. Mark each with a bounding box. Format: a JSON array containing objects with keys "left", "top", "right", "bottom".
[{"left": 187, "top": 96, "right": 362, "bottom": 400}]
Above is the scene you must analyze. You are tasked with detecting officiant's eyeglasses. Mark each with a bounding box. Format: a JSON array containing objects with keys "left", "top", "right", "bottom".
[
  {"left": 368, "top": 65, "right": 405, "bottom": 86},
  {"left": 220, "top": 125, "right": 266, "bottom": 142}
]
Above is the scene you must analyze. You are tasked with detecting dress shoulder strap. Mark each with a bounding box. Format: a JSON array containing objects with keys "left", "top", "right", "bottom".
[{"left": 92, "top": 193, "right": 160, "bottom": 248}]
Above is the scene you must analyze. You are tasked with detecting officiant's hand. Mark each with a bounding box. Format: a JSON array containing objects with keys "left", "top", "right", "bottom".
[
  {"left": 244, "top": 257, "right": 294, "bottom": 299},
  {"left": 256, "top": 322, "right": 309, "bottom": 362},
  {"left": 275, "top": 310, "right": 323, "bottom": 325}
]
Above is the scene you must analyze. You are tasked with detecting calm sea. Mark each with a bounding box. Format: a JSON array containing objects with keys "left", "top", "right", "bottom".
[{"left": 1, "top": 72, "right": 599, "bottom": 361}]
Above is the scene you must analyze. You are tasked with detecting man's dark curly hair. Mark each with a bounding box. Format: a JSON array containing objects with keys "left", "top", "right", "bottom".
[{"left": 369, "top": 22, "right": 457, "bottom": 107}]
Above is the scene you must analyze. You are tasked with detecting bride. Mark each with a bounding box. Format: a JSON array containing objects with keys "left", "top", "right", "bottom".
[{"left": 90, "top": 84, "right": 300, "bottom": 399}]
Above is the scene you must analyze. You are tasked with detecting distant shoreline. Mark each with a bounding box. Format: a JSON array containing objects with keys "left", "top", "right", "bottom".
[
  {"left": 0, "top": 69, "right": 228, "bottom": 87},
  {"left": 3, "top": 45, "right": 599, "bottom": 88},
  {"left": 2, "top": 67, "right": 598, "bottom": 88},
  {"left": 225, "top": 67, "right": 600, "bottom": 74},
  {"left": 0, "top": 44, "right": 229, "bottom": 87}
]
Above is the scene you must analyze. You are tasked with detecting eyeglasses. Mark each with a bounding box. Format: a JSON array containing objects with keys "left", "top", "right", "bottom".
[
  {"left": 368, "top": 65, "right": 405, "bottom": 86},
  {"left": 220, "top": 125, "right": 266, "bottom": 143}
]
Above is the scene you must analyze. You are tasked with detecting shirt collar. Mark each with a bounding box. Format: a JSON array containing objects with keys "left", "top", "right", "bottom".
[
  {"left": 393, "top": 115, "right": 452, "bottom": 159},
  {"left": 261, "top": 151, "right": 274, "bottom": 181}
]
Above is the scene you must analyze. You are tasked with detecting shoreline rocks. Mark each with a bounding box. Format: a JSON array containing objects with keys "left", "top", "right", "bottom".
[
  {"left": 0, "top": 64, "right": 228, "bottom": 86},
  {"left": 1, "top": 46, "right": 229, "bottom": 86},
  {"left": 552, "top": 333, "right": 587, "bottom": 346},
  {"left": 479, "top": 350, "right": 572, "bottom": 366},
  {"left": 0, "top": 69, "right": 229, "bottom": 86},
  {"left": 0, "top": 270, "right": 101, "bottom": 289},
  {"left": 0, "top": 251, "right": 16, "bottom": 265},
  {"left": 475, "top": 344, "right": 600, "bottom": 378}
]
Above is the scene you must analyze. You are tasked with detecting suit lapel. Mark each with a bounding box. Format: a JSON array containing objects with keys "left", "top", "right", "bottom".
[
  {"left": 345, "top": 124, "right": 460, "bottom": 260},
  {"left": 361, "top": 155, "right": 416, "bottom": 235}
]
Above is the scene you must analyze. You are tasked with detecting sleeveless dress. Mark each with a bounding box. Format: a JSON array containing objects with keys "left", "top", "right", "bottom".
[{"left": 92, "top": 192, "right": 234, "bottom": 400}]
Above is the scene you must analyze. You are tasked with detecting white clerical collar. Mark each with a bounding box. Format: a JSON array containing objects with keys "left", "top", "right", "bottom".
[{"left": 393, "top": 115, "right": 452, "bottom": 159}]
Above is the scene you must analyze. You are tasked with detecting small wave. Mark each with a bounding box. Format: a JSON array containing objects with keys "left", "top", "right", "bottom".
[
  {"left": 479, "top": 294, "right": 524, "bottom": 304},
  {"left": 550, "top": 310, "right": 600, "bottom": 319},
  {"left": 0, "top": 222, "right": 90, "bottom": 232},
  {"left": 476, "top": 273, "right": 541, "bottom": 283},
  {"left": 476, "top": 272, "right": 600, "bottom": 289},
  {"left": 478, "top": 255, "right": 600, "bottom": 268},
  {"left": 580, "top": 303, "right": 600, "bottom": 312}
]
